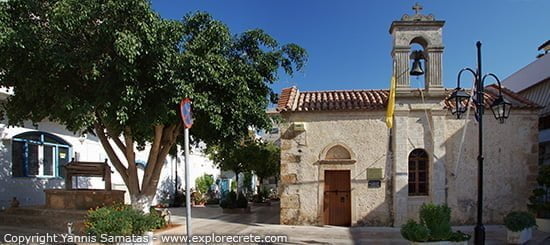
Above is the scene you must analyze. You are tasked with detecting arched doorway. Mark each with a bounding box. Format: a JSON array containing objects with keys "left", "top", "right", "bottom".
[{"left": 320, "top": 143, "right": 355, "bottom": 226}]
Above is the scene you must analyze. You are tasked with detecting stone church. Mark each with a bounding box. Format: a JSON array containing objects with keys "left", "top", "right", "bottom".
[{"left": 276, "top": 6, "right": 540, "bottom": 227}]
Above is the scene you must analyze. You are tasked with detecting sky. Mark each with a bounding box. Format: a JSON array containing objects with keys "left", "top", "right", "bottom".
[{"left": 151, "top": 0, "right": 550, "bottom": 95}]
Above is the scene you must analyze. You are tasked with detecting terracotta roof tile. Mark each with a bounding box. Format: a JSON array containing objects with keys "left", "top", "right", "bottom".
[
  {"left": 276, "top": 88, "right": 388, "bottom": 112},
  {"left": 276, "top": 86, "right": 298, "bottom": 112},
  {"left": 277, "top": 85, "right": 541, "bottom": 113}
]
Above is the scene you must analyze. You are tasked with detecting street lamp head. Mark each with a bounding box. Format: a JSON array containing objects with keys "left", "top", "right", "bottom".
[
  {"left": 447, "top": 88, "right": 470, "bottom": 119},
  {"left": 482, "top": 73, "right": 511, "bottom": 124},
  {"left": 490, "top": 95, "right": 512, "bottom": 123}
]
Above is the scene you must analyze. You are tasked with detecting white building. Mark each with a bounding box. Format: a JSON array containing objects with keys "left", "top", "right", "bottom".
[
  {"left": 502, "top": 43, "right": 550, "bottom": 165},
  {"left": 0, "top": 89, "right": 220, "bottom": 209}
]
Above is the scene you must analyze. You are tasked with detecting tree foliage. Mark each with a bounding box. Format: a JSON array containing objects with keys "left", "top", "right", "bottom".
[
  {"left": 195, "top": 174, "right": 214, "bottom": 194},
  {"left": 207, "top": 136, "right": 280, "bottom": 190},
  {"left": 0, "top": 0, "right": 305, "bottom": 209}
]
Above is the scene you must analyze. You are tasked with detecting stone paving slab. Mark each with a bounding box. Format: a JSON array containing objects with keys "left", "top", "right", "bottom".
[
  {"left": 2, "top": 203, "right": 550, "bottom": 244},
  {"left": 160, "top": 203, "right": 550, "bottom": 244}
]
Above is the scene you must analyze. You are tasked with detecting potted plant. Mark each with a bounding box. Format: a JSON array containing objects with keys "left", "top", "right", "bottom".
[
  {"left": 401, "top": 203, "right": 471, "bottom": 244},
  {"left": 252, "top": 187, "right": 271, "bottom": 206},
  {"left": 172, "top": 190, "right": 185, "bottom": 207},
  {"left": 528, "top": 165, "right": 550, "bottom": 232},
  {"left": 220, "top": 191, "right": 251, "bottom": 213},
  {"left": 504, "top": 211, "right": 536, "bottom": 244},
  {"left": 191, "top": 191, "right": 206, "bottom": 207}
]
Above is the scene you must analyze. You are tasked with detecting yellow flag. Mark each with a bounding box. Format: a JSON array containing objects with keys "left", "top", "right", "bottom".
[{"left": 385, "top": 74, "right": 396, "bottom": 128}]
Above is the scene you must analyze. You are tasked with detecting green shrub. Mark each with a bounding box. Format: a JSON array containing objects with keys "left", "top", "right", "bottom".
[
  {"left": 195, "top": 174, "right": 214, "bottom": 194},
  {"left": 220, "top": 191, "right": 248, "bottom": 209},
  {"left": 173, "top": 191, "right": 186, "bottom": 207},
  {"left": 220, "top": 191, "right": 237, "bottom": 209},
  {"left": 252, "top": 187, "right": 270, "bottom": 203},
  {"left": 401, "top": 220, "right": 429, "bottom": 242},
  {"left": 504, "top": 211, "right": 536, "bottom": 232},
  {"left": 448, "top": 231, "right": 472, "bottom": 242},
  {"left": 420, "top": 203, "right": 452, "bottom": 240},
  {"left": 237, "top": 191, "right": 248, "bottom": 208},
  {"left": 148, "top": 207, "right": 167, "bottom": 230},
  {"left": 85, "top": 203, "right": 166, "bottom": 236},
  {"left": 400, "top": 203, "right": 471, "bottom": 242}
]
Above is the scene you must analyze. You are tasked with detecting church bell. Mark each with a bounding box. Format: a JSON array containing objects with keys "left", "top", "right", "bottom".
[
  {"left": 410, "top": 58, "right": 424, "bottom": 76},
  {"left": 409, "top": 50, "right": 425, "bottom": 76}
]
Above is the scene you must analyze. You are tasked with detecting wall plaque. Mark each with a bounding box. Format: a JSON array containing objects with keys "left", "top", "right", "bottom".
[
  {"left": 368, "top": 180, "right": 381, "bottom": 188},
  {"left": 367, "top": 168, "right": 383, "bottom": 180}
]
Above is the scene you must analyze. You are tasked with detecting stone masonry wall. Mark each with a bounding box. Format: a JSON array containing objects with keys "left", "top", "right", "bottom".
[
  {"left": 280, "top": 108, "right": 539, "bottom": 226},
  {"left": 443, "top": 111, "right": 539, "bottom": 224},
  {"left": 279, "top": 111, "right": 392, "bottom": 226}
]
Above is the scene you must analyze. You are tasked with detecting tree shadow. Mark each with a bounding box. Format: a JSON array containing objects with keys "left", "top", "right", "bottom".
[{"left": 169, "top": 202, "right": 280, "bottom": 226}]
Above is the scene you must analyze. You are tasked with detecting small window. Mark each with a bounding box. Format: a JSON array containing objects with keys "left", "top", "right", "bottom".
[
  {"left": 12, "top": 131, "right": 71, "bottom": 178},
  {"left": 408, "top": 149, "right": 429, "bottom": 196}
]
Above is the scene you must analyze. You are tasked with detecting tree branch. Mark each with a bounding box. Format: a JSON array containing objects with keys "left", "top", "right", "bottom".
[
  {"left": 124, "top": 126, "right": 140, "bottom": 194},
  {"left": 143, "top": 123, "right": 181, "bottom": 195},
  {"left": 143, "top": 125, "right": 164, "bottom": 188},
  {"left": 97, "top": 115, "right": 127, "bottom": 158},
  {"left": 109, "top": 132, "right": 127, "bottom": 155},
  {"left": 94, "top": 122, "right": 129, "bottom": 186}
]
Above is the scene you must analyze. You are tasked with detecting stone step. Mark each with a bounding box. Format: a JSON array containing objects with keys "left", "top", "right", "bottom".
[{"left": 0, "top": 212, "right": 86, "bottom": 234}]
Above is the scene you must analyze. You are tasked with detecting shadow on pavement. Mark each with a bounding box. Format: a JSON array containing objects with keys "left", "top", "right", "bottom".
[{"left": 169, "top": 201, "right": 280, "bottom": 225}]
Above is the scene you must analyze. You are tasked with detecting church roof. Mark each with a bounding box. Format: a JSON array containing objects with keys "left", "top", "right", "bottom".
[
  {"left": 277, "top": 85, "right": 540, "bottom": 113},
  {"left": 277, "top": 87, "right": 388, "bottom": 112}
]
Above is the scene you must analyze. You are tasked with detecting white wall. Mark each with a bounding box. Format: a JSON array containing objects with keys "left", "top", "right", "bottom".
[{"left": 0, "top": 119, "right": 220, "bottom": 208}]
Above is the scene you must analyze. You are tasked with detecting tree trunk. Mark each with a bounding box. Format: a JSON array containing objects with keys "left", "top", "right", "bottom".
[
  {"left": 234, "top": 170, "right": 239, "bottom": 195},
  {"left": 258, "top": 176, "right": 264, "bottom": 193},
  {"left": 131, "top": 194, "right": 155, "bottom": 214},
  {"left": 94, "top": 121, "right": 181, "bottom": 213}
]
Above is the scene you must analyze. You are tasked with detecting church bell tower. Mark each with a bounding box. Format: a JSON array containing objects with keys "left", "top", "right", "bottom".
[{"left": 389, "top": 3, "right": 445, "bottom": 92}]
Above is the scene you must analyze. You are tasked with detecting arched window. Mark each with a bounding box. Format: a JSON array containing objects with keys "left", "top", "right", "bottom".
[
  {"left": 12, "top": 131, "right": 72, "bottom": 178},
  {"left": 408, "top": 149, "right": 429, "bottom": 196}
]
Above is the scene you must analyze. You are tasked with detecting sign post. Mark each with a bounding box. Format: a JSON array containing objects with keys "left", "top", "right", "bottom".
[{"left": 180, "top": 98, "right": 193, "bottom": 241}]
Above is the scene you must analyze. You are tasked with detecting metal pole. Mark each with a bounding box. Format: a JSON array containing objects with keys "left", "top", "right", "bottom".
[
  {"left": 174, "top": 152, "right": 178, "bottom": 206},
  {"left": 474, "top": 41, "right": 485, "bottom": 245},
  {"left": 184, "top": 127, "right": 192, "bottom": 242}
]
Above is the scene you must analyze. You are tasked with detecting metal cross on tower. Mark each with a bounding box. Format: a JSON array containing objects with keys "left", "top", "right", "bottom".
[{"left": 413, "top": 3, "right": 423, "bottom": 15}]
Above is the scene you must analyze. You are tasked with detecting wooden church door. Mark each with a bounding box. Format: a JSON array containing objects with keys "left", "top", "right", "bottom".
[{"left": 323, "top": 170, "right": 351, "bottom": 226}]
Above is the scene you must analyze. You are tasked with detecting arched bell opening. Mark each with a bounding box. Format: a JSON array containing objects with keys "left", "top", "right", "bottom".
[{"left": 409, "top": 37, "right": 429, "bottom": 89}]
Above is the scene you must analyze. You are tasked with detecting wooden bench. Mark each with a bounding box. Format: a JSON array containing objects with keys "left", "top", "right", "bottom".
[{"left": 64, "top": 159, "right": 112, "bottom": 190}]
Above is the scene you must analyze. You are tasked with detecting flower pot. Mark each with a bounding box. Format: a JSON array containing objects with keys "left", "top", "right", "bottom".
[
  {"left": 507, "top": 227, "right": 532, "bottom": 244},
  {"left": 536, "top": 218, "right": 550, "bottom": 233}
]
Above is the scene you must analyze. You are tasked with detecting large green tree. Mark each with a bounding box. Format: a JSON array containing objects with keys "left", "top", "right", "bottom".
[
  {"left": 250, "top": 141, "right": 280, "bottom": 190},
  {"left": 207, "top": 137, "right": 280, "bottom": 193},
  {"left": 0, "top": 0, "right": 306, "bottom": 211}
]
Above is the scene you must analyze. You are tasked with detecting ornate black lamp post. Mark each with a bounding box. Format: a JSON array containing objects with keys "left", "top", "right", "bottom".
[{"left": 446, "top": 41, "right": 512, "bottom": 245}]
